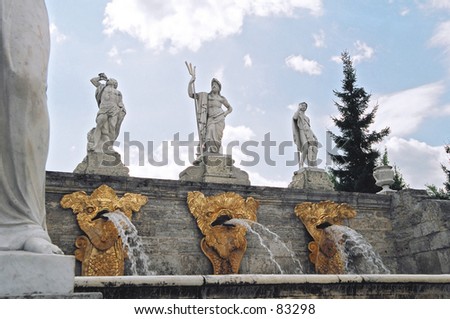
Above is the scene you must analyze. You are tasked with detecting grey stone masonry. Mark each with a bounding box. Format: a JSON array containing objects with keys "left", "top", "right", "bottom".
[
  {"left": 390, "top": 189, "right": 450, "bottom": 274},
  {"left": 45, "top": 171, "right": 449, "bottom": 275}
]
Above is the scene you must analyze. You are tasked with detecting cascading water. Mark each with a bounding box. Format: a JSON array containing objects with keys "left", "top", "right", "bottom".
[
  {"left": 226, "top": 218, "right": 303, "bottom": 274},
  {"left": 325, "top": 225, "right": 390, "bottom": 274},
  {"left": 104, "top": 210, "right": 155, "bottom": 276}
]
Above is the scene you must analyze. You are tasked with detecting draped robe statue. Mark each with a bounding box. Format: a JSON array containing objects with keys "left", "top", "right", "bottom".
[
  {"left": 292, "top": 102, "right": 319, "bottom": 167},
  {"left": 0, "top": 0, "right": 62, "bottom": 254}
]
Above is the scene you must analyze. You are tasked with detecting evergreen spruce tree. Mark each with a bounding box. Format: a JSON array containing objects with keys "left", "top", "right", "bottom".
[
  {"left": 391, "top": 165, "right": 407, "bottom": 191},
  {"left": 427, "top": 144, "right": 450, "bottom": 199},
  {"left": 329, "top": 51, "right": 390, "bottom": 193},
  {"left": 444, "top": 144, "right": 450, "bottom": 193}
]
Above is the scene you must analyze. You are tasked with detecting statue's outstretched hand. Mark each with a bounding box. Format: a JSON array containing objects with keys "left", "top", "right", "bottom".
[{"left": 185, "top": 61, "right": 196, "bottom": 81}]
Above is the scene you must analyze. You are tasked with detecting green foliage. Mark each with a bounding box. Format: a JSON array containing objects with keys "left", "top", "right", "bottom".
[
  {"left": 426, "top": 184, "right": 449, "bottom": 199},
  {"left": 378, "top": 148, "right": 407, "bottom": 191},
  {"left": 329, "top": 51, "right": 390, "bottom": 193},
  {"left": 391, "top": 165, "right": 407, "bottom": 191},
  {"left": 427, "top": 144, "right": 450, "bottom": 199},
  {"left": 380, "top": 147, "right": 389, "bottom": 166}
]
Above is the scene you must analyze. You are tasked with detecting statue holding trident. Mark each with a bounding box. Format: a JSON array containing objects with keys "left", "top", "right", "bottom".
[
  {"left": 185, "top": 62, "right": 233, "bottom": 163},
  {"left": 180, "top": 63, "right": 249, "bottom": 185}
]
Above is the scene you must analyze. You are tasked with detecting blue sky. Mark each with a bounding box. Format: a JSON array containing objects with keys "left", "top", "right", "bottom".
[{"left": 45, "top": 0, "right": 450, "bottom": 189}]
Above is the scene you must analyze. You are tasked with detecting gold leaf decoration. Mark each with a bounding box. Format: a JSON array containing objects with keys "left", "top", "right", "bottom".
[
  {"left": 294, "top": 201, "right": 356, "bottom": 274},
  {"left": 61, "top": 184, "right": 148, "bottom": 276},
  {"left": 187, "top": 191, "right": 258, "bottom": 274}
]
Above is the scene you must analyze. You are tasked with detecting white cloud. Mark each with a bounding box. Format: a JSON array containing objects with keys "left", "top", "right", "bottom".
[
  {"left": 103, "top": 0, "right": 323, "bottom": 52},
  {"left": 244, "top": 54, "right": 253, "bottom": 68},
  {"left": 245, "top": 170, "right": 288, "bottom": 187},
  {"left": 213, "top": 67, "right": 225, "bottom": 83},
  {"left": 285, "top": 54, "right": 323, "bottom": 75},
  {"left": 118, "top": 138, "right": 194, "bottom": 180},
  {"left": 444, "top": 104, "right": 450, "bottom": 115},
  {"left": 245, "top": 104, "right": 266, "bottom": 115},
  {"left": 223, "top": 125, "right": 255, "bottom": 143},
  {"left": 107, "top": 46, "right": 136, "bottom": 65},
  {"left": 372, "top": 82, "right": 445, "bottom": 136},
  {"left": 313, "top": 29, "right": 326, "bottom": 48},
  {"left": 382, "top": 137, "right": 448, "bottom": 189},
  {"left": 287, "top": 103, "right": 298, "bottom": 112},
  {"left": 331, "top": 40, "right": 374, "bottom": 64},
  {"left": 108, "top": 46, "right": 122, "bottom": 65},
  {"left": 430, "top": 20, "right": 450, "bottom": 54},
  {"left": 425, "top": 0, "right": 450, "bottom": 10},
  {"left": 399, "top": 7, "right": 410, "bottom": 16},
  {"left": 352, "top": 41, "right": 374, "bottom": 63},
  {"left": 49, "top": 23, "right": 67, "bottom": 43}
]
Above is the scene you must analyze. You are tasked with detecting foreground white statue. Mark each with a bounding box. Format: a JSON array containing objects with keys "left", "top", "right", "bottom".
[{"left": 0, "top": 0, "right": 62, "bottom": 254}]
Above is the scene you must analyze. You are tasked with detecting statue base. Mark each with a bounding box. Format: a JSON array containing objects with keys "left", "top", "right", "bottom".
[
  {"left": 179, "top": 154, "right": 250, "bottom": 185},
  {"left": 0, "top": 251, "right": 75, "bottom": 297},
  {"left": 74, "top": 151, "right": 129, "bottom": 176},
  {"left": 288, "top": 167, "right": 334, "bottom": 191}
]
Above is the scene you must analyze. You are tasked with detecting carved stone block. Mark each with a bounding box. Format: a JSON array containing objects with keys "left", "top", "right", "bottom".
[{"left": 289, "top": 167, "right": 334, "bottom": 191}]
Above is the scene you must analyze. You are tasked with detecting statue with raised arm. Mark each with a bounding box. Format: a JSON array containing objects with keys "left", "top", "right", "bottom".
[
  {"left": 186, "top": 62, "right": 233, "bottom": 157},
  {"left": 0, "top": 0, "right": 62, "bottom": 254},
  {"left": 90, "top": 73, "right": 126, "bottom": 153},
  {"left": 292, "top": 102, "right": 318, "bottom": 167}
]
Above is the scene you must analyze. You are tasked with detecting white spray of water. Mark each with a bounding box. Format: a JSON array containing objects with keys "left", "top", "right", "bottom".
[
  {"left": 325, "top": 225, "right": 390, "bottom": 274},
  {"left": 104, "top": 210, "right": 155, "bottom": 276},
  {"left": 226, "top": 219, "right": 303, "bottom": 274}
]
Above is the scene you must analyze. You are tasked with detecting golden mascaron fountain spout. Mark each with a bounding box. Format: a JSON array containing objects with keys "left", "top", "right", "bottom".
[
  {"left": 187, "top": 191, "right": 259, "bottom": 275},
  {"left": 295, "top": 200, "right": 357, "bottom": 274},
  {"left": 60, "top": 184, "right": 148, "bottom": 276}
]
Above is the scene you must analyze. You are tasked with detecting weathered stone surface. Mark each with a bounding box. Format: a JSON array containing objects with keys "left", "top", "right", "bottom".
[
  {"left": 45, "top": 172, "right": 449, "bottom": 275},
  {"left": 0, "top": 252, "right": 75, "bottom": 297},
  {"left": 74, "top": 274, "right": 450, "bottom": 299},
  {"left": 288, "top": 167, "right": 334, "bottom": 191},
  {"left": 391, "top": 190, "right": 450, "bottom": 274},
  {"left": 74, "top": 151, "right": 129, "bottom": 176},
  {"left": 179, "top": 154, "right": 250, "bottom": 185}
]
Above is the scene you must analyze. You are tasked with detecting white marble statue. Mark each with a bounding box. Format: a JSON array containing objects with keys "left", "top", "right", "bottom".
[
  {"left": 292, "top": 102, "right": 319, "bottom": 167},
  {"left": 0, "top": 0, "right": 62, "bottom": 254},
  {"left": 90, "top": 73, "right": 126, "bottom": 152},
  {"left": 186, "top": 62, "right": 233, "bottom": 156}
]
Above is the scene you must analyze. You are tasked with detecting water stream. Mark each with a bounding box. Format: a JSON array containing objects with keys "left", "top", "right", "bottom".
[
  {"left": 105, "top": 210, "right": 155, "bottom": 276},
  {"left": 325, "top": 225, "right": 390, "bottom": 274},
  {"left": 226, "top": 218, "right": 303, "bottom": 274}
]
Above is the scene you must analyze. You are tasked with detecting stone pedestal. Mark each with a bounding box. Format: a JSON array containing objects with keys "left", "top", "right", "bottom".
[
  {"left": 74, "top": 151, "right": 129, "bottom": 176},
  {"left": 179, "top": 154, "right": 250, "bottom": 185},
  {"left": 288, "top": 167, "right": 334, "bottom": 191},
  {"left": 0, "top": 252, "right": 75, "bottom": 297}
]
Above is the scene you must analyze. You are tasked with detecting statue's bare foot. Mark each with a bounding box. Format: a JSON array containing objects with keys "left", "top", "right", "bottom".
[{"left": 23, "top": 237, "right": 64, "bottom": 255}]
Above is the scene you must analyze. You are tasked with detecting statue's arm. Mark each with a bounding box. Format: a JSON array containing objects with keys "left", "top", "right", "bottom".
[
  {"left": 222, "top": 97, "right": 233, "bottom": 117},
  {"left": 118, "top": 91, "right": 125, "bottom": 110},
  {"left": 90, "top": 73, "right": 107, "bottom": 87},
  {"left": 188, "top": 77, "right": 197, "bottom": 99},
  {"left": 90, "top": 76, "right": 101, "bottom": 87}
]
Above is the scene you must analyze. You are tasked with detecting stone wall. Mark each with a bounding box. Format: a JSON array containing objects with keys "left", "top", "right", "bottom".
[
  {"left": 45, "top": 171, "right": 449, "bottom": 275},
  {"left": 390, "top": 189, "right": 450, "bottom": 274}
]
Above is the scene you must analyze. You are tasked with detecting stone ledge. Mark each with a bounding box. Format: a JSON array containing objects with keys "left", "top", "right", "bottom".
[
  {"left": 0, "top": 252, "right": 75, "bottom": 297},
  {"left": 74, "top": 274, "right": 450, "bottom": 298},
  {"left": 75, "top": 274, "right": 450, "bottom": 287}
]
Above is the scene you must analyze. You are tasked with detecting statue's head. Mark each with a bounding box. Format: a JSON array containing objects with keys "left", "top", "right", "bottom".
[
  {"left": 107, "top": 78, "right": 118, "bottom": 89},
  {"left": 299, "top": 102, "right": 308, "bottom": 111},
  {"left": 211, "top": 78, "right": 222, "bottom": 94}
]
